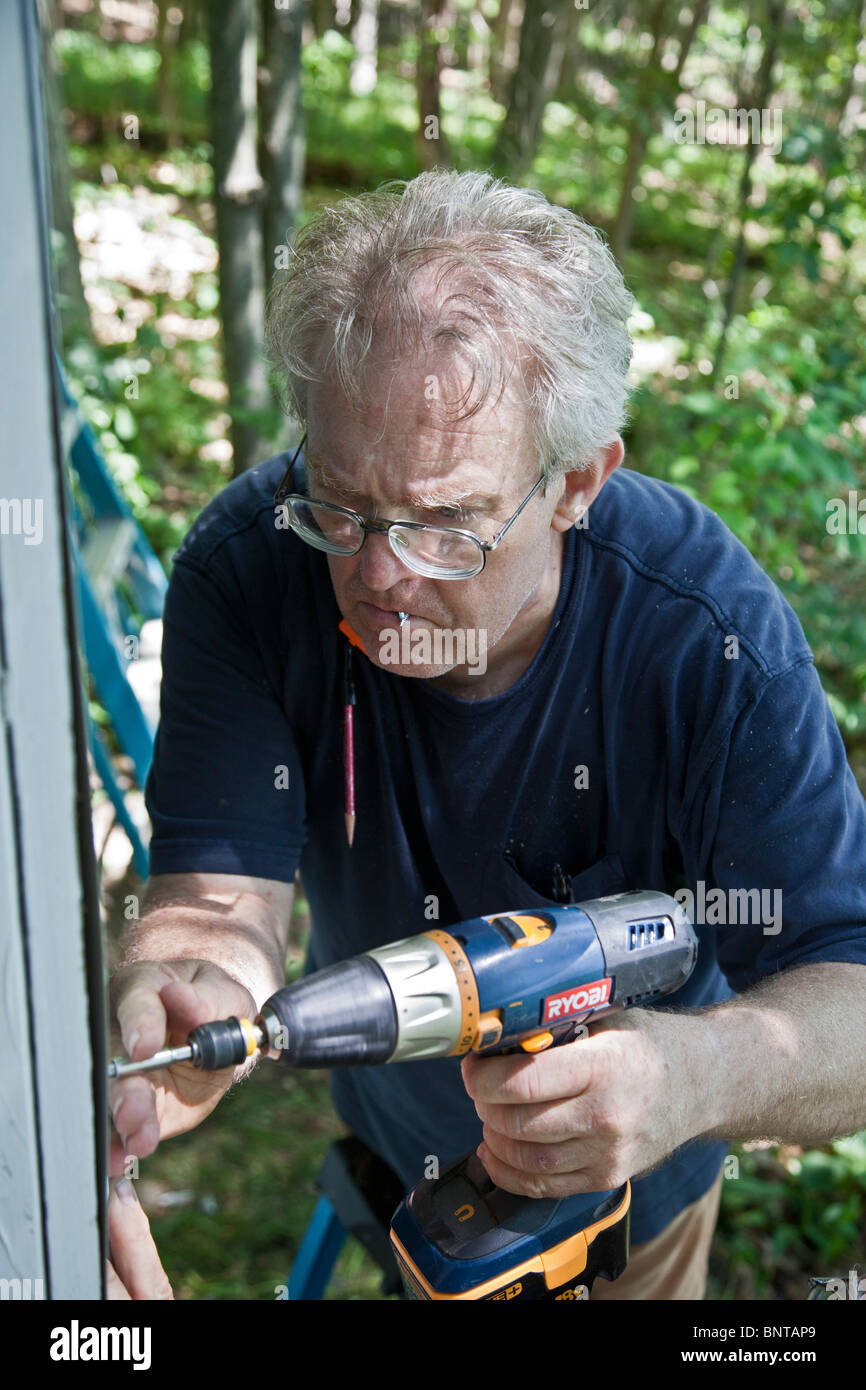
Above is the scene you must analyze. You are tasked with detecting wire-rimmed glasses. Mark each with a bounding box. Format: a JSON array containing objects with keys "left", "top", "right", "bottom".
[{"left": 273, "top": 434, "right": 546, "bottom": 580}]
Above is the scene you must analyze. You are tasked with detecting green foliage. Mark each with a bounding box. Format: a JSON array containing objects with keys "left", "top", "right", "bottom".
[
  {"left": 56, "top": 29, "right": 210, "bottom": 140},
  {"left": 66, "top": 337, "right": 231, "bottom": 570},
  {"left": 711, "top": 1139, "right": 866, "bottom": 1299},
  {"left": 301, "top": 30, "right": 506, "bottom": 184},
  {"left": 302, "top": 32, "right": 416, "bottom": 181},
  {"left": 627, "top": 292, "right": 866, "bottom": 737}
]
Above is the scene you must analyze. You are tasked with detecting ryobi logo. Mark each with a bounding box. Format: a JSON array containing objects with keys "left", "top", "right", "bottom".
[{"left": 543, "top": 977, "right": 611, "bottom": 1023}]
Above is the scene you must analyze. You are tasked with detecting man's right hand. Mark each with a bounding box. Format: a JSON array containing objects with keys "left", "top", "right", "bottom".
[{"left": 108, "top": 958, "right": 257, "bottom": 1177}]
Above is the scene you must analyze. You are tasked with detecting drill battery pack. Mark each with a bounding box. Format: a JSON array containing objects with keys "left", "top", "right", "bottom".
[{"left": 390, "top": 1152, "right": 630, "bottom": 1301}]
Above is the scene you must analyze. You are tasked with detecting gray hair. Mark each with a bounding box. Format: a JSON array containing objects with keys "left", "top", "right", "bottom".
[{"left": 265, "top": 169, "right": 635, "bottom": 474}]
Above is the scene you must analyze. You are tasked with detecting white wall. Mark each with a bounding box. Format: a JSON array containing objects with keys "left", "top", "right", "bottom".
[{"left": 0, "top": 0, "right": 102, "bottom": 1299}]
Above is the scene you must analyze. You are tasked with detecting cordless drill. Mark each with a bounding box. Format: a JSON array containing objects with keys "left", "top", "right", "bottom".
[{"left": 108, "top": 889, "right": 697, "bottom": 1300}]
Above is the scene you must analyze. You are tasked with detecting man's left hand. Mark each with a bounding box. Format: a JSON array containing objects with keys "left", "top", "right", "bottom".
[
  {"left": 460, "top": 1011, "right": 704, "bottom": 1198},
  {"left": 106, "top": 1178, "right": 174, "bottom": 1300}
]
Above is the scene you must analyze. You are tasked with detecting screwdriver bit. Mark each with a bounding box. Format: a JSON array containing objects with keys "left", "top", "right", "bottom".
[{"left": 107, "top": 1045, "right": 195, "bottom": 1079}]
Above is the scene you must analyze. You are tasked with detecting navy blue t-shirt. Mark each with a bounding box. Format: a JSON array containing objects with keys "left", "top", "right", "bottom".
[{"left": 146, "top": 454, "right": 866, "bottom": 1243}]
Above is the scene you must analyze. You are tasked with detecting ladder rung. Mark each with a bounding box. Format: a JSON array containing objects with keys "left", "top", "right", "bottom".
[{"left": 81, "top": 517, "right": 137, "bottom": 598}]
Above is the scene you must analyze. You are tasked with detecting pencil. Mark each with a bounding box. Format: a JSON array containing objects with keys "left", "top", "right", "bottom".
[{"left": 343, "top": 640, "right": 356, "bottom": 847}]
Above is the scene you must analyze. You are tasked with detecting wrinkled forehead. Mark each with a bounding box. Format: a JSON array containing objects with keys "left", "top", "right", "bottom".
[
  {"left": 305, "top": 350, "right": 536, "bottom": 505},
  {"left": 304, "top": 333, "right": 536, "bottom": 492}
]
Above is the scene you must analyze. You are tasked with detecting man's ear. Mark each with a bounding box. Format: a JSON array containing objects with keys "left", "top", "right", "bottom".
[{"left": 550, "top": 436, "right": 624, "bottom": 533}]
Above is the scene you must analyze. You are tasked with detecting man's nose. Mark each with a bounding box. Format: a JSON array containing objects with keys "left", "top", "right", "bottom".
[{"left": 357, "top": 529, "right": 413, "bottom": 591}]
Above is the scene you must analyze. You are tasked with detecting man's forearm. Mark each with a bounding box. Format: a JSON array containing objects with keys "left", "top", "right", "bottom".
[
  {"left": 121, "top": 891, "right": 288, "bottom": 1010},
  {"left": 681, "top": 961, "right": 866, "bottom": 1146},
  {"left": 465, "top": 959, "right": 866, "bottom": 1199}
]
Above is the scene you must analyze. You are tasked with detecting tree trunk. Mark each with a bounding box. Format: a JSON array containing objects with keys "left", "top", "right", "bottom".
[
  {"left": 416, "top": 0, "right": 450, "bottom": 168},
  {"left": 711, "top": 0, "right": 785, "bottom": 382},
  {"left": 260, "top": 0, "right": 305, "bottom": 291},
  {"left": 208, "top": 0, "right": 269, "bottom": 476},
  {"left": 309, "top": 0, "right": 335, "bottom": 38},
  {"left": 553, "top": 0, "right": 585, "bottom": 100},
  {"left": 349, "top": 0, "right": 379, "bottom": 96},
  {"left": 179, "top": 0, "right": 206, "bottom": 47},
  {"left": 467, "top": 0, "right": 488, "bottom": 76},
  {"left": 156, "top": 0, "right": 180, "bottom": 149},
  {"left": 610, "top": 0, "right": 708, "bottom": 263},
  {"left": 840, "top": 0, "right": 866, "bottom": 138},
  {"left": 489, "top": 0, "right": 522, "bottom": 108},
  {"left": 490, "top": 0, "right": 571, "bottom": 180}
]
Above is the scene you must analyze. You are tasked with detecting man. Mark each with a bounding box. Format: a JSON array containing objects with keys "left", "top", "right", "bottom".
[{"left": 109, "top": 169, "right": 866, "bottom": 1300}]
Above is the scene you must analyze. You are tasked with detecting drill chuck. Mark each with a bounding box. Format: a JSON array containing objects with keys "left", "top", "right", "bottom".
[
  {"left": 259, "top": 954, "right": 398, "bottom": 1066},
  {"left": 186, "top": 1016, "right": 263, "bottom": 1070}
]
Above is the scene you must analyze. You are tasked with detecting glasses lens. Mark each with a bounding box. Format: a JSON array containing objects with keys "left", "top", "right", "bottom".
[
  {"left": 288, "top": 501, "right": 363, "bottom": 555},
  {"left": 390, "top": 524, "right": 484, "bottom": 579}
]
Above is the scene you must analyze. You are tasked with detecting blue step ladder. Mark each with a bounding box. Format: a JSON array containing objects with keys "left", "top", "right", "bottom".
[
  {"left": 287, "top": 1137, "right": 403, "bottom": 1300},
  {"left": 289, "top": 1196, "right": 349, "bottom": 1300},
  {"left": 58, "top": 359, "right": 166, "bottom": 878}
]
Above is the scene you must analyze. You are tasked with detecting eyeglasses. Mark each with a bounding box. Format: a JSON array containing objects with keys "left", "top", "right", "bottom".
[{"left": 273, "top": 434, "right": 547, "bottom": 580}]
